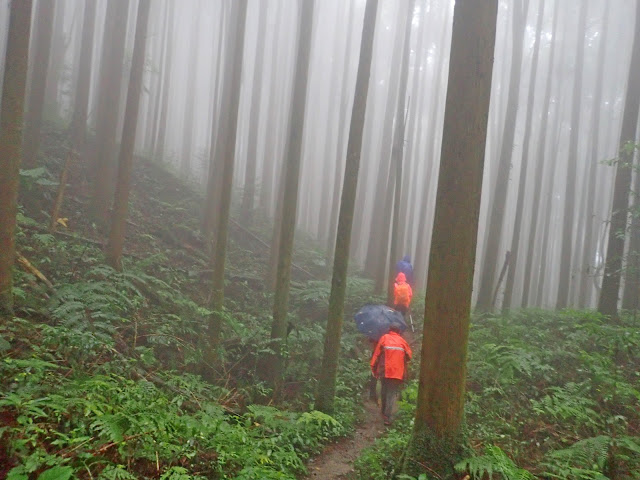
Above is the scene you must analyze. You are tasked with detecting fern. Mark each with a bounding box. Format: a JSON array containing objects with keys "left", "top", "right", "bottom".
[
  {"left": 456, "top": 445, "right": 535, "bottom": 480},
  {"left": 542, "top": 436, "right": 611, "bottom": 480}
]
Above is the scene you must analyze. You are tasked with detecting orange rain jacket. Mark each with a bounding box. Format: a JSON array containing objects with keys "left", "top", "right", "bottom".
[
  {"left": 370, "top": 331, "right": 412, "bottom": 380},
  {"left": 393, "top": 272, "right": 413, "bottom": 307}
]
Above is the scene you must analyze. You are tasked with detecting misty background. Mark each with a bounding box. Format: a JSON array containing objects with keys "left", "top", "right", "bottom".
[{"left": 1, "top": 0, "right": 637, "bottom": 311}]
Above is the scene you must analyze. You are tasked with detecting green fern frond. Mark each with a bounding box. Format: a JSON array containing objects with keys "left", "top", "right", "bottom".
[{"left": 456, "top": 445, "right": 535, "bottom": 480}]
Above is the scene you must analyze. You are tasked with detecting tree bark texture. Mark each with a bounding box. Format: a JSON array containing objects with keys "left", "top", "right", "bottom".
[
  {"left": 0, "top": 0, "right": 33, "bottom": 318},
  {"left": 403, "top": 1, "right": 497, "bottom": 476}
]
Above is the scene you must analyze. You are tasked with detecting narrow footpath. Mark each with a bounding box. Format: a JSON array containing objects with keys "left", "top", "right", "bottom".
[{"left": 303, "top": 401, "right": 385, "bottom": 479}]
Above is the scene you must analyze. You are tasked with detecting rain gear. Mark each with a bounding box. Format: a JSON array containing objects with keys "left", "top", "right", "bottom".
[
  {"left": 393, "top": 272, "right": 413, "bottom": 308},
  {"left": 370, "top": 330, "right": 412, "bottom": 380},
  {"left": 395, "top": 255, "right": 414, "bottom": 285}
]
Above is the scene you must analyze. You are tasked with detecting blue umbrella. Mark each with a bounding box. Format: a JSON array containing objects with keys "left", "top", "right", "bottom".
[{"left": 354, "top": 304, "right": 407, "bottom": 341}]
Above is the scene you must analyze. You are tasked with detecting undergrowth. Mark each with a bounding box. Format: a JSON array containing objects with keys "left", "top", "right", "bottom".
[
  {"left": 354, "top": 309, "right": 640, "bottom": 480},
  {"left": 1, "top": 136, "right": 376, "bottom": 479}
]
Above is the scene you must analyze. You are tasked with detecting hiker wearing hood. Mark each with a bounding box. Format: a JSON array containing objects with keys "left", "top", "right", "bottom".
[
  {"left": 395, "top": 255, "right": 414, "bottom": 285},
  {"left": 393, "top": 272, "right": 412, "bottom": 315}
]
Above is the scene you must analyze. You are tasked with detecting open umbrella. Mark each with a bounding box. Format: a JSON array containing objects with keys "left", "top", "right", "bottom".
[{"left": 354, "top": 304, "right": 407, "bottom": 341}]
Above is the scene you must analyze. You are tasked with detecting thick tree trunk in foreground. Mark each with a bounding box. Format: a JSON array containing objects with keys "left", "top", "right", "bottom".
[
  {"left": 316, "top": 0, "right": 379, "bottom": 414},
  {"left": 402, "top": 0, "right": 497, "bottom": 476},
  {"left": 266, "top": 0, "right": 315, "bottom": 398},
  {"left": 0, "top": 0, "right": 33, "bottom": 318},
  {"left": 206, "top": 0, "right": 248, "bottom": 360},
  {"left": 106, "top": 0, "right": 151, "bottom": 271},
  {"left": 599, "top": 1, "right": 640, "bottom": 319},
  {"left": 22, "top": 0, "right": 54, "bottom": 169}
]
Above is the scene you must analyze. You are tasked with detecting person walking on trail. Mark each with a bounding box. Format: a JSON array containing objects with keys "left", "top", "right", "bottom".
[
  {"left": 370, "top": 324, "right": 412, "bottom": 425},
  {"left": 393, "top": 272, "right": 413, "bottom": 315},
  {"left": 395, "top": 254, "right": 414, "bottom": 286}
]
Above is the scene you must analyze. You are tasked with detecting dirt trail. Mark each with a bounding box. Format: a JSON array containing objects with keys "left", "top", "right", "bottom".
[{"left": 303, "top": 401, "right": 385, "bottom": 479}]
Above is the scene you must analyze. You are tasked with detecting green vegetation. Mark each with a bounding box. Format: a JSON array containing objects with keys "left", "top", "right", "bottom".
[
  {"left": 3, "top": 135, "right": 639, "bottom": 479},
  {"left": 1, "top": 145, "right": 373, "bottom": 479},
  {"left": 354, "top": 309, "right": 640, "bottom": 479}
]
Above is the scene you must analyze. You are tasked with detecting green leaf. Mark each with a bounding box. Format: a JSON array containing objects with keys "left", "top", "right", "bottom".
[
  {"left": 7, "top": 467, "right": 29, "bottom": 480},
  {"left": 0, "top": 335, "right": 10, "bottom": 353},
  {"left": 36, "top": 466, "right": 73, "bottom": 480}
]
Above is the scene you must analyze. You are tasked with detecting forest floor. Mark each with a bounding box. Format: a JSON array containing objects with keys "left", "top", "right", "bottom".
[{"left": 304, "top": 401, "right": 385, "bottom": 479}]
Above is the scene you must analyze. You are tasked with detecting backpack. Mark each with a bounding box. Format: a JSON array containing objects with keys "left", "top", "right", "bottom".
[{"left": 395, "top": 282, "right": 411, "bottom": 307}]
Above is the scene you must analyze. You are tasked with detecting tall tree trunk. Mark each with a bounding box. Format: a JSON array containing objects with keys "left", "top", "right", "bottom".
[
  {"left": 70, "top": 0, "right": 97, "bottom": 156},
  {"left": 22, "top": 0, "right": 54, "bottom": 169},
  {"left": 556, "top": 1, "right": 588, "bottom": 309},
  {"left": 325, "top": 2, "right": 356, "bottom": 261},
  {"left": 179, "top": 2, "right": 201, "bottom": 178},
  {"left": 201, "top": 2, "right": 228, "bottom": 236},
  {"left": 579, "top": 3, "right": 610, "bottom": 307},
  {"left": 521, "top": 0, "right": 560, "bottom": 307},
  {"left": 89, "top": 0, "right": 130, "bottom": 223},
  {"left": 622, "top": 151, "right": 640, "bottom": 311},
  {"left": 239, "top": 0, "right": 268, "bottom": 227},
  {"left": 206, "top": 0, "right": 248, "bottom": 360},
  {"left": 106, "top": 0, "right": 151, "bottom": 271},
  {"left": 363, "top": 4, "right": 406, "bottom": 283},
  {"left": 315, "top": 0, "right": 379, "bottom": 414},
  {"left": 413, "top": 8, "right": 451, "bottom": 290},
  {"left": 44, "top": 0, "right": 66, "bottom": 116},
  {"left": 317, "top": 4, "right": 347, "bottom": 246},
  {"left": 153, "top": 1, "right": 175, "bottom": 163},
  {"left": 502, "top": 0, "right": 545, "bottom": 312},
  {"left": 387, "top": 0, "right": 415, "bottom": 304},
  {"left": 265, "top": 0, "right": 315, "bottom": 398},
  {"left": 0, "top": 0, "right": 33, "bottom": 319},
  {"left": 402, "top": 1, "right": 497, "bottom": 476},
  {"left": 475, "top": 0, "right": 529, "bottom": 312},
  {"left": 598, "top": 1, "right": 640, "bottom": 319}
]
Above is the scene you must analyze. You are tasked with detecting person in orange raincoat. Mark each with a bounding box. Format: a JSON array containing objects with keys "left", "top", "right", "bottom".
[
  {"left": 370, "top": 324, "right": 412, "bottom": 425},
  {"left": 393, "top": 272, "right": 413, "bottom": 315}
]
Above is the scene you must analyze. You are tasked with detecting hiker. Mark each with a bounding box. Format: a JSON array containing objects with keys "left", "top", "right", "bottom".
[
  {"left": 370, "top": 324, "right": 412, "bottom": 425},
  {"left": 395, "top": 255, "right": 414, "bottom": 286},
  {"left": 393, "top": 272, "right": 413, "bottom": 316},
  {"left": 368, "top": 338, "right": 379, "bottom": 404}
]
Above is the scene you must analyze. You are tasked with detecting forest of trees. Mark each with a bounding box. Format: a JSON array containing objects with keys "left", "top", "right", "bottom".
[{"left": 0, "top": 0, "right": 639, "bottom": 479}]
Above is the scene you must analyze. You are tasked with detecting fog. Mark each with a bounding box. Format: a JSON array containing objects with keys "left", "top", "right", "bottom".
[{"left": 2, "top": 0, "right": 639, "bottom": 311}]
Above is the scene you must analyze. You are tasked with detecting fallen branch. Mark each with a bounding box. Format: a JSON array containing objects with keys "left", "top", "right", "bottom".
[{"left": 16, "top": 253, "right": 54, "bottom": 290}]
